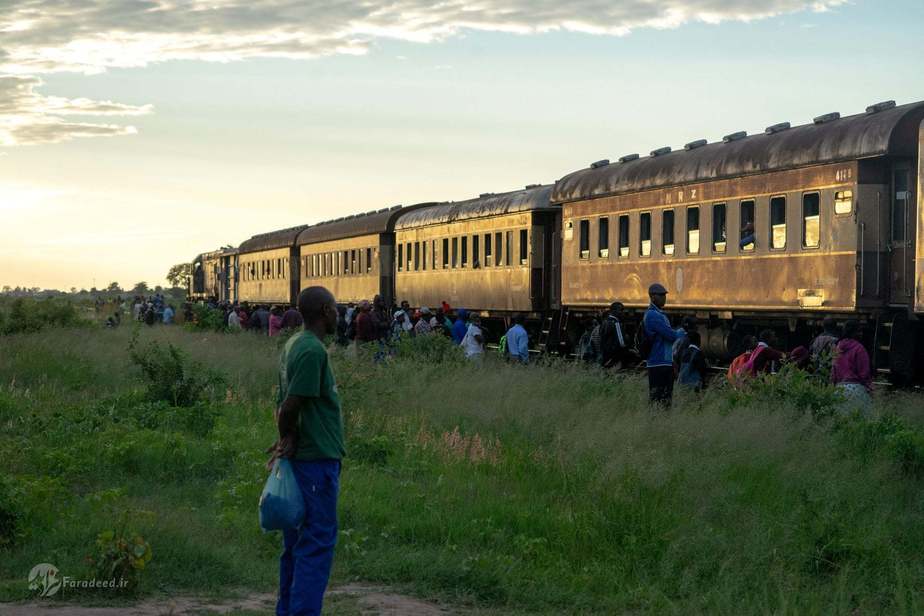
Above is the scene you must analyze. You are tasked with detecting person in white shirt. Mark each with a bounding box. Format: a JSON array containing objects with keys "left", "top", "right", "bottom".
[
  {"left": 460, "top": 314, "right": 485, "bottom": 359},
  {"left": 228, "top": 309, "right": 242, "bottom": 330}
]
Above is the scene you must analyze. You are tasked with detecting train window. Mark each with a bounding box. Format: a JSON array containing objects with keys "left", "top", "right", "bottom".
[
  {"left": 421, "top": 242, "right": 427, "bottom": 271},
  {"left": 496, "top": 232, "right": 503, "bottom": 266},
  {"left": 345, "top": 251, "right": 351, "bottom": 275},
  {"left": 406, "top": 242, "right": 412, "bottom": 272},
  {"left": 451, "top": 237, "right": 458, "bottom": 268},
  {"left": 802, "top": 193, "right": 820, "bottom": 248},
  {"left": 712, "top": 203, "right": 727, "bottom": 253},
  {"left": 314, "top": 255, "right": 319, "bottom": 277},
  {"left": 351, "top": 250, "right": 357, "bottom": 274},
  {"left": 579, "top": 219, "right": 590, "bottom": 260},
  {"left": 484, "top": 233, "right": 492, "bottom": 266},
  {"left": 432, "top": 240, "right": 437, "bottom": 270},
  {"left": 640, "top": 212, "right": 652, "bottom": 257},
  {"left": 686, "top": 207, "right": 700, "bottom": 254},
  {"left": 366, "top": 248, "right": 373, "bottom": 273},
  {"left": 397, "top": 244, "right": 403, "bottom": 271},
  {"left": 662, "top": 210, "right": 675, "bottom": 255},
  {"left": 893, "top": 168, "right": 910, "bottom": 241},
  {"left": 473, "top": 234, "right": 480, "bottom": 268},
  {"left": 770, "top": 196, "right": 787, "bottom": 249},
  {"left": 835, "top": 190, "right": 853, "bottom": 215},
  {"left": 413, "top": 242, "right": 420, "bottom": 271},
  {"left": 740, "top": 200, "right": 755, "bottom": 252},
  {"left": 599, "top": 217, "right": 609, "bottom": 258},
  {"left": 519, "top": 229, "right": 528, "bottom": 265},
  {"left": 461, "top": 236, "right": 468, "bottom": 268},
  {"left": 443, "top": 238, "right": 449, "bottom": 269},
  {"left": 506, "top": 231, "right": 512, "bottom": 266},
  {"left": 618, "top": 215, "right": 630, "bottom": 257}
]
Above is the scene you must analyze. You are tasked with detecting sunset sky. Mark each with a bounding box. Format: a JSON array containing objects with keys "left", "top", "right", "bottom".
[{"left": 2, "top": 0, "right": 923, "bottom": 290}]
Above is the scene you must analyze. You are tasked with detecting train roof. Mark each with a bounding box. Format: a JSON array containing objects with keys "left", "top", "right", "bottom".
[
  {"left": 238, "top": 225, "right": 309, "bottom": 253},
  {"left": 395, "top": 184, "right": 555, "bottom": 230},
  {"left": 297, "top": 203, "right": 439, "bottom": 245},
  {"left": 552, "top": 99, "right": 924, "bottom": 204}
]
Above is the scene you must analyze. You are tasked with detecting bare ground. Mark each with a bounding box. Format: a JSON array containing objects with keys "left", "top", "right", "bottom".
[{"left": 0, "top": 583, "right": 453, "bottom": 615}]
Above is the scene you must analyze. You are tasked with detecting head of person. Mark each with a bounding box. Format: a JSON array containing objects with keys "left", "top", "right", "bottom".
[
  {"left": 790, "top": 345, "right": 810, "bottom": 368},
  {"left": 687, "top": 331, "right": 701, "bottom": 347},
  {"left": 843, "top": 319, "right": 862, "bottom": 341},
  {"left": 682, "top": 316, "right": 697, "bottom": 332},
  {"left": 513, "top": 313, "right": 525, "bottom": 326},
  {"left": 469, "top": 314, "right": 481, "bottom": 326},
  {"left": 648, "top": 283, "right": 668, "bottom": 308},
  {"left": 297, "top": 286, "right": 337, "bottom": 336},
  {"left": 348, "top": 302, "right": 356, "bottom": 309},
  {"left": 759, "top": 329, "right": 778, "bottom": 347},
  {"left": 609, "top": 302, "right": 624, "bottom": 317},
  {"left": 457, "top": 308, "right": 469, "bottom": 322},
  {"left": 400, "top": 300, "right": 410, "bottom": 311},
  {"left": 822, "top": 315, "right": 837, "bottom": 335},
  {"left": 359, "top": 299, "right": 371, "bottom": 312},
  {"left": 373, "top": 295, "right": 384, "bottom": 309},
  {"left": 420, "top": 306, "right": 431, "bottom": 318}
]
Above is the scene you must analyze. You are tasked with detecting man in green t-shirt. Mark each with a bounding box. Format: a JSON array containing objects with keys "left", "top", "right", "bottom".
[{"left": 268, "top": 286, "right": 344, "bottom": 616}]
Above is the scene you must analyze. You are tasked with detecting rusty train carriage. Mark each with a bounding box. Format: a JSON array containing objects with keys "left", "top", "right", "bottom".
[
  {"left": 553, "top": 100, "right": 924, "bottom": 368},
  {"left": 394, "top": 186, "right": 560, "bottom": 315},
  {"left": 297, "top": 204, "right": 437, "bottom": 307},
  {"left": 189, "top": 247, "right": 237, "bottom": 302},
  {"left": 236, "top": 226, "right": 307, "bottom": 305}
]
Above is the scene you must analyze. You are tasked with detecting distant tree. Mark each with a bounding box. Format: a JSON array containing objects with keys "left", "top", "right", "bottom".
[
  {"left": 166, "top": 263, "right": 191, "bottom": 289},
  {"left": 90, "top": 287, "right": 99, "bottom": 294},
  {"left": 79, "top": 289, "right": 88, "bottom": 294},
  {"left": 131, "top": 282, "right": 149, "bottom": 295},
  {"left": 1, "top": 286, "right": 10, "bottom": 294},
  {"left": 106, "top": 282, "right": 122, "bottom": 293},
  {"left": 70, "top": 287, "right": 77, "bottom": 294}
]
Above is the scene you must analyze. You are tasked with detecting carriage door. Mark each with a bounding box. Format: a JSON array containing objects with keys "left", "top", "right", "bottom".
[{"left": 890, "top": 161, "right": 915, "bottom": 304}]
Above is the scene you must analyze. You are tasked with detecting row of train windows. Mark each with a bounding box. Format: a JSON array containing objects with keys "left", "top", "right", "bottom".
[
  {"left": 303, "top": 248, "right": 375, "bottom": 279},
  {"left": 398, "top": 229, "right": 529, "bottom": 272},
  {"left": 576, "top": 191, "right": 853, "bottom": 259},
  {"left": 241, "top": 258, "right": 288, "bottom": 281}
]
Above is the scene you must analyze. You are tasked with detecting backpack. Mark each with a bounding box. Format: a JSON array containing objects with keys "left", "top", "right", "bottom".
[
  {"left": 635, "top": 319, "right": 653, "bottom": 360},
  {"left": 599, "top": 318, "right": 624, "bottom": 358},
  {"left": 498, "top": 334, "right": 508, "bottom": 357},
  {"left": 578, "top": 331, "right": 596, "bottom": 362},
  {"left": 727, "top": 351, "right": 751, "bottom": 384},
  {"left": 678, "top": 346, "right": 703, "bottom": 387}
]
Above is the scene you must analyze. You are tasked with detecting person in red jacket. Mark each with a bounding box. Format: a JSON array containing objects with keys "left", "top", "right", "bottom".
[{"left": 831, "top": 320, "right": 872, "bottom": 411}]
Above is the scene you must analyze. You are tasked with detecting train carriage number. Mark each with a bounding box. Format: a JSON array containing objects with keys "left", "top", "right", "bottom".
[{"left": 835, "top": 168, "right": 853, "bottom": 183}]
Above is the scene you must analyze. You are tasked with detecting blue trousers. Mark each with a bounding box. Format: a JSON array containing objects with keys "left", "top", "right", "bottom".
[{"left": 276, "top": 459, "right": 341, "bottom": 616}]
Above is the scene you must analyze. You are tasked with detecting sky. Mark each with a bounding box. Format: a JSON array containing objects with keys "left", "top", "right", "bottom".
[{"left": 1, "top": 0, "right": 923, "bottom": 291}]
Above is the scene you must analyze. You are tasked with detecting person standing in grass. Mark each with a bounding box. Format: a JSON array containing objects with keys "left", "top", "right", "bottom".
[
  {"left": 599, "top": 302, "right": 629, "bottom": 369},
  {"left": 505, "top": 314, "right": 530, "bottom": 364},
  {"left": 677, "top": 331, "right": 709, "bottom": 391},
  {"left": 451, "top": 308, "right": 470, "bottom": 344},
  {"left": 643, "top": 283, "right": 683, "bottom": 406},
  {"left": 461, "top": 313, "right": 485, "bottom": 360},
  {"left": 831, "top": 319, "right": 873, "bottom": 413},
  {"left": 268, "top": 286, "right": 345, "bottom": 616}
]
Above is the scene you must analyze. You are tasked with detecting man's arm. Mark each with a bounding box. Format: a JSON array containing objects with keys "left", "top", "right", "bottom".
[{"left": 648, "top": 312, "right": 680, "bottom": 343}]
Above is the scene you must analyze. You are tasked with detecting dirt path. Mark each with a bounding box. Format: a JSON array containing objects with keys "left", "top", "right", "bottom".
[{"left": 0, "top": 584, "right": 451, "bottom": 615}]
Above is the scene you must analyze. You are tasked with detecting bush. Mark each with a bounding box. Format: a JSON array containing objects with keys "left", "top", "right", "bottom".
[
  {"left": 725, "top": 363, "right": 842, "bottom": 417},
  {"left": 128, "top": 334, "right": 225, "bottom": 407},
  {"left": 0, "top": 478, "right": 23, "bottom": 549},
  {"left": 184, "top": 304, "right": 227, "bottom": 332},
  {"left": 0, "top": 298, "right": 87, "bottom": 335},
  {"left": 392, "top": 333, "right": 465, "bottom": 365},
  {"left": 89, "top": 522, "right": 152, "bottom": 592}
]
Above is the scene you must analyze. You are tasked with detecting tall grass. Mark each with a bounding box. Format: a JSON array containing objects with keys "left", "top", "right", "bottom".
[{"left": 0, "top": 326, "right": 923, "bottom": 614}]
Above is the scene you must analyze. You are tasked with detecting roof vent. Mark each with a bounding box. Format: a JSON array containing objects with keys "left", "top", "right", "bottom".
[
  {"left": 650, "top": 146, "right": 672, "bottom": 157},
  {"left": 479, "top": 192, "right": 495, "bottom": 198},
  {"left": 525, "top": 183, "right": 541, "bottom": 189},
  {"left": 619, "top": 153, "right": 640, "bottom": 163},
  {"left": 390, "top": 205, "right": 401, "bottom": 210},
  {"left": 813, "top": 112, "right": 840, "bottom": 125},
  {"left": 378, "top": 207, "right": 389, "bottom": 213},
  {"left": 590, "top": 159, "right": 610, "bottom": 169},
  {"left": 723, "top": 131, "right": 747, "bottom": 143},
  {"left": 684, "top": 139, "right": 707, "bottom": 151},
  {"left": 765, "top": 122, "right": 791, "bottom": 135},
  {"left": 866, "top": 100, "right": 896, "bottom": 114}
]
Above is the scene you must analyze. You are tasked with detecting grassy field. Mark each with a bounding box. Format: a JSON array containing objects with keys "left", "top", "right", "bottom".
[{"left": 1, "top": 321, "right": 924, "bottom": 614}]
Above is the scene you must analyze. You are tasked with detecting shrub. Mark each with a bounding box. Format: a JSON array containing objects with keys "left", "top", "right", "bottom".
[
  {"left": 184, "top": 304, "right": 227, "bottom": 332},
  {"left": 0, "top": 298, "right": 87, "bottom": 335},
  {"left": 128, "top": 334, "right": 226, "bottom": 406},
  {"left": 89, "top": 523, "right": 153, "bottom": 591},
  {"left": 0, "top": 477, "right": 23, "bottom": 549},
  {"left": 726, "top": 363, "right": 841, "bottom": 417},
  {"left": 392, "top": 333, "right": 465, "bottom": 365}
]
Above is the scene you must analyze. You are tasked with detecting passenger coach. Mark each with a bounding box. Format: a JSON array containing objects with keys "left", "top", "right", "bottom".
[
  {"left": 553, "top": 99, "right": 924, "bottom": 377},
  {"left": 189, "top": 246, "right": 237, "bottom": 303},
  {"left": 297, "top": 204, "right": 437, "bottom": 307},
  {"left": 237, "top": 225, "right": 307, "bottom": 305},
  {"left": 394, "top": 185, "right": 561, "bottom": 326}
]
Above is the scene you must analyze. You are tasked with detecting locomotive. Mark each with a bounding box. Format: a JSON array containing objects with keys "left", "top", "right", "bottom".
[{"left": 189, "top": 99, "right": 924, "bottom": 381}]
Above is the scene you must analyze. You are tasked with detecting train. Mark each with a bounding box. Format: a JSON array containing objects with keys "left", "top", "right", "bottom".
[{"left": 189, "top": 98, "right": 924, "bottom": 381}]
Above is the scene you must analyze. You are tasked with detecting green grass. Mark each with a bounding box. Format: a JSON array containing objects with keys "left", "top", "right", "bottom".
[{"left": 1, "top": 324, "right": 924, "bottom": 614}]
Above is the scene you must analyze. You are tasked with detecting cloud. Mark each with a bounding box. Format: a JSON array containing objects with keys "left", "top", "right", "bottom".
[
  {"left": 0, "top": 74, "right": 151, "bottom": 145},
  {"left": 0, "top": 0, "right": 846, "bottom": 145}
]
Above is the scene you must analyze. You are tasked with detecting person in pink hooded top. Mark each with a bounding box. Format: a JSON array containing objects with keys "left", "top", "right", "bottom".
[{"left": 831, "top": 319, "right": 872, "bottom": 410}]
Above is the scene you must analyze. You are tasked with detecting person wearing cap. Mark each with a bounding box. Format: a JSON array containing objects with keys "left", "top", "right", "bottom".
[
  {"left": 643, "top": 283, "right": 684, "bottom": 406},
  {"left": 414, "top": 307, "right": 433, "bottom": 336}
]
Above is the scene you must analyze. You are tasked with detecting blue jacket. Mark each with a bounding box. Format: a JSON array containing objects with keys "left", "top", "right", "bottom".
[
  {"left": 506, "top": 324, "right": 529, "bottom": 363},
  {"left": 643, "top": 304, "right": 682, "bottom": 367},
  {"left": 451, "top": 310, "right": 469, "bottom": 344}
]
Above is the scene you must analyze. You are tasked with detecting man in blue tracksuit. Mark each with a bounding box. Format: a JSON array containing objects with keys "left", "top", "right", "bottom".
[{"left": 643, "top": 283, "right": 684, "bottom": 406}]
